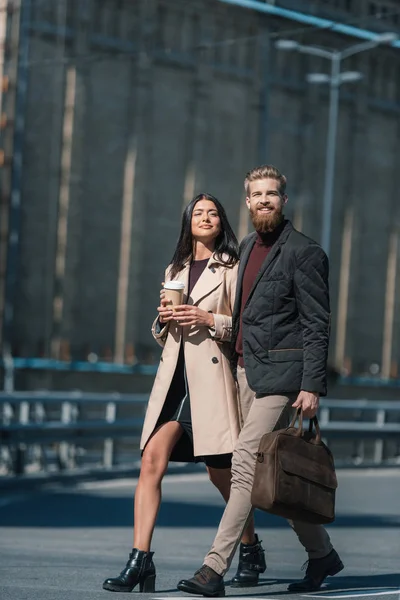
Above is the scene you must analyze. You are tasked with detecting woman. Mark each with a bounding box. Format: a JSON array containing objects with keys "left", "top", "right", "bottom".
[{"left": 103, "top": 194, "right": 265, "bottom": 593}]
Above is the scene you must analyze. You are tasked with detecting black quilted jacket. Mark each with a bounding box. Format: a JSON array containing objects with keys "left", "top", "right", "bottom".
[{"left": 231, "top": 220, "right": 330, "bottom": 396}]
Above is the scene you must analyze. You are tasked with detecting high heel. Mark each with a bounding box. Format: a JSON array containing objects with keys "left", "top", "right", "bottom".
[
  {"left": 140, "top": 573, "right": 156, "bottom": 593},
  {"left": 103, "top": 548, "right": 156, "bottom": 593}
]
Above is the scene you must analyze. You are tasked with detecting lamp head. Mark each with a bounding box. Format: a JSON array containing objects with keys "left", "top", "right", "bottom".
[{"left": 275, "top": 39, "right": 300, "bottom": 51}]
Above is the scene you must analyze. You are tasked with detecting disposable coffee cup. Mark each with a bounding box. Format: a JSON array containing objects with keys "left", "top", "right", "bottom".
[{"left": 163, "top": 281, "right": 185, "bottom": 309}]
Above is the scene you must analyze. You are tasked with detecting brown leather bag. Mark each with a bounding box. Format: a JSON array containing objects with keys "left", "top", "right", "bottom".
[{"left": 251, "top": 409, "right": 337, "bottom": 524}]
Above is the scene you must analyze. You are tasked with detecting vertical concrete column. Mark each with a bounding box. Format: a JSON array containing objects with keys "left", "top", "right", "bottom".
[
  {"left": 60, "top": 2, "right": 91, "bottom": 359},
  {"left": 381, "top": 229, "right": 398, "bottom": 379},
  {"left": 182, "top": 7, "right": 214, "bottom": 203},
  {"left": 119, "top": 0, "right": 156, "bottom": 363},
  {"left": 335, "top": 205, "right": 354, "bottom": 371},
  {"left": 50, "top": 64, "right": 76, "bottom": 358},
  {"left": 0, "top": 0, "right": 11, "bottom": 348},
  {"left": 381, "top": 114, "right": 400, "bottom": 379},
  {"left": 341, "top": 62, "right": 369, "bottom": 374},
  {"left": 238, "top": 19, "right": 266, "bottom": 240},
  {"left": 42, "top": 0, "right": 69, "bottom": 357},
  {"left": 0, "top": 0, "right": 25, "bottom": 351},
  {"left": 50, "top": 1, "right": 90, "bottom": 359},
  {"left": 294, "top": 77, "right": 321, "bottom": 240}
]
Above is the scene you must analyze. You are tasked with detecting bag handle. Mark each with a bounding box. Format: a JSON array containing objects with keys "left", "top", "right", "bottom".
[
  {"left": 289, "top": 408, "right": 322, "bottom": 444},
  {"left": 309, "top": 415, "right": 322, "bottom": 444},
  {"left": 289, "top": 407, "right": 303, "bottom": 431}
]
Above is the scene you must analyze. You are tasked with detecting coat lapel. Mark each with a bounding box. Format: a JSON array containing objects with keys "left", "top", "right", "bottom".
[{"left": 190, "top": 255, "right": 224, "bottom": 305}]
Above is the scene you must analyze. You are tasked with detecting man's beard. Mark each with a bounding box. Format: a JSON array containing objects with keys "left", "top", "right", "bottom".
[{"left": 250, "top": 204, "right": 284, "bottom": 233}]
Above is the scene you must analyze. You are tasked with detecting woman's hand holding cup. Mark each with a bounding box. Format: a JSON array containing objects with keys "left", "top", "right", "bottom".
[
  {"left": 158, "top": 297, "right": 174, "bottom": 323},
  {"left": 158, "top": 281, "right": 186, "bottom": 323},
  {"left": 158, "top": 284, "right": 174, "bottom": 323},
  {"left": 173, "top": 305, "right": 215, "bottom": 328},
  {"left": 160, "top": 283, "right": 166, "bottom": 301}
]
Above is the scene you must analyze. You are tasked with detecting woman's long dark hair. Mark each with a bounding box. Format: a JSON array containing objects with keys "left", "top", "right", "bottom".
[{"left": 169, "top": 193, "right": 239, "bottom": 280}]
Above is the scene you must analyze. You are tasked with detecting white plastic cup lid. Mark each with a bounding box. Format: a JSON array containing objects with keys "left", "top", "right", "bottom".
[{"left": 164, "top": 281, "right": 185, "bottom": 290}]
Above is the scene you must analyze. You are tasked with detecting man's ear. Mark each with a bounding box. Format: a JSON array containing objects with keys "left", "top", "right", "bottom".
[
  {"left": 283, "top": 194, "right": 288, "bottom": 206},
  {"left": 246, "top": 197, "right": 251, "bottom": 210}
]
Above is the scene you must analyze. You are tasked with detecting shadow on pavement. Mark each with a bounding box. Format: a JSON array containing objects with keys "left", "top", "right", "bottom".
[
  {"left": 1, "top": 491, "right": 400, "bottom": 528},
  {"left": 228, "top": 573, "right": 400, "bottom": 596},
  {"left": 107, "top": 575, "right": 400, "bottom": 597}
]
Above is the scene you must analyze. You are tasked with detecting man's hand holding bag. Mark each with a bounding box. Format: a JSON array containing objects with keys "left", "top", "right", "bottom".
[{"left": 251, "top": 409, "right": 337, "bottom": 524}]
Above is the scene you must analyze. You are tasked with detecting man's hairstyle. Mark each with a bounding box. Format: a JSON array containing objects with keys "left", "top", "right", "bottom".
[{"left": 244, "top": 164, "right": 287, "bottom": 196}]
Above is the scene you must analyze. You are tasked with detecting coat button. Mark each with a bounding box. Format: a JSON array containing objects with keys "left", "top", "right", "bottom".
[{"left": 212, "top": 357, "right": 219, "bottom": 364}]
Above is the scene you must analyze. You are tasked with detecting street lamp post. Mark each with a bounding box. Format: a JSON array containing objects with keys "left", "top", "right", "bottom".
[{"left": 276, "top": 33, "right": 397, "bottom": 255}]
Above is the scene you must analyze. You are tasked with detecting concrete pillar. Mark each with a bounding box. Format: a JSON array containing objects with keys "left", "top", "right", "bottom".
[
  {"left": 345, "top": 56, "right": 380, "bottom": 375},
  {"left": 0, "top": 0, "right": 16, "bottom": 348},
  {"left": 181, "top": 9, "right": 215, "bottom": 207},
  {"left": 42, "top": 0, "right": 69, "bottom": 357},
  {"left": 50, "top": 2, "right": 91, "bottom": 359},
  {"left": 122, "top": 0, "right": 157, "bottom": 363}
]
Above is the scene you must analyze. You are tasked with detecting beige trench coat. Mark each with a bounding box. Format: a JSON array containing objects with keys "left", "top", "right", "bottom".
[{"left": 140, "top": 254, "right": 241, "bottom": 459}]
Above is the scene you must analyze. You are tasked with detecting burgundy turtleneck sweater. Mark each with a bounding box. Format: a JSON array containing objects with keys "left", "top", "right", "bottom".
[{"left": 235, "top": 221, "right": 285, "bottom": 367}]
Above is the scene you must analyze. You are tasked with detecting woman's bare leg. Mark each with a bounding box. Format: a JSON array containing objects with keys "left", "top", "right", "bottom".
[
  {"left": 207, "top": 466, "right": 256, "bottom": 545},
  {"left": 133, "top": 421, "right": 183, "bottom": 551}
]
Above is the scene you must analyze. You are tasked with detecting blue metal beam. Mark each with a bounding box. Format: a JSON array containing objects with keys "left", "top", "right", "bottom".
[{"left": 217, "top": 0, "right": 400, "bottom": 49}]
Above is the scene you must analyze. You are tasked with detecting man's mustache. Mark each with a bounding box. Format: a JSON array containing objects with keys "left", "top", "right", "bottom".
[{"left": 256, "top": 204, "right": 275, "bottom": 210}]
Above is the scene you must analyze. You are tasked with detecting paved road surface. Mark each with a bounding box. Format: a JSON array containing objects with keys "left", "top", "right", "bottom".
[{"left": 0, "top": 468, "right": 399, "bottom": 600}]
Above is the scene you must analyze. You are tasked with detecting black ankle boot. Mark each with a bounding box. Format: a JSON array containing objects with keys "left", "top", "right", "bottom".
[
  {"left": 287, "top": 549, "right": 344, "bottom": 592},
  {"left": 231, "top": 534, "right": 266, "bottom": 587},
  {"left": 103, "top": 549, "right": 156, "bottom": 593}
]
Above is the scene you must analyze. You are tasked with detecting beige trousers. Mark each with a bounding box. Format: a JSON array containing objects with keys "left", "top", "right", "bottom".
[{"left": 204, "top": 366, "right": 333, "bottom": 576}]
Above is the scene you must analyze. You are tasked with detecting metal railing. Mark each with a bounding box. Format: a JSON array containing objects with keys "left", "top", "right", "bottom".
[
  {"left": 0, "top": 391, "right": 148, "bottom": 475},
  {"left": 1, "top": 391, "right": 400, "bottom": 476},
  {"left": 4, "top": 350, "right": 400, "bottom": 389}
]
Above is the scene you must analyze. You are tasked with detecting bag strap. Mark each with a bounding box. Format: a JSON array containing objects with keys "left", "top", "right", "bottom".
[
  {"left": 309, "top": 415, "right": 322, "bottom": 444},
  {"left": 289, "top": 408, "right": 322, "bottom": 443},
  {"left": 289, "top": 407, "right": 302, "bottom": 429}
]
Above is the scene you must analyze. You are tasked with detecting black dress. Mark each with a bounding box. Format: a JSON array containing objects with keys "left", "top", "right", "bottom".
[{"left": 155, "top": 259, "right": 232, "bottom": 469}]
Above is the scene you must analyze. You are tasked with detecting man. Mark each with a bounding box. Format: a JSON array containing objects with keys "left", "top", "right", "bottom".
[{"left": 177, "top": 164, "right": 343, "bottom": 596}]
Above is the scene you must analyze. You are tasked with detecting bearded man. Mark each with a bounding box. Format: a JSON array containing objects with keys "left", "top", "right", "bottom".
[{"left": 177, "top": 164, "right": 343, "bottom": 596}]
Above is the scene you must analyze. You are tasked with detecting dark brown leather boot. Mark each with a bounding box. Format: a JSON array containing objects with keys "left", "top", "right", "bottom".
[{"left": 177, "top": 565, "right": 225, "bottom": 597}]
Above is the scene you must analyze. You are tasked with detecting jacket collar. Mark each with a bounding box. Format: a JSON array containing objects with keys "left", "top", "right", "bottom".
[
  {"left": 249, "top": 219, "right": 292, "bottom": 289},
  {"left": 234, "top": 220, "right": 293, "bottom": 317}
]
